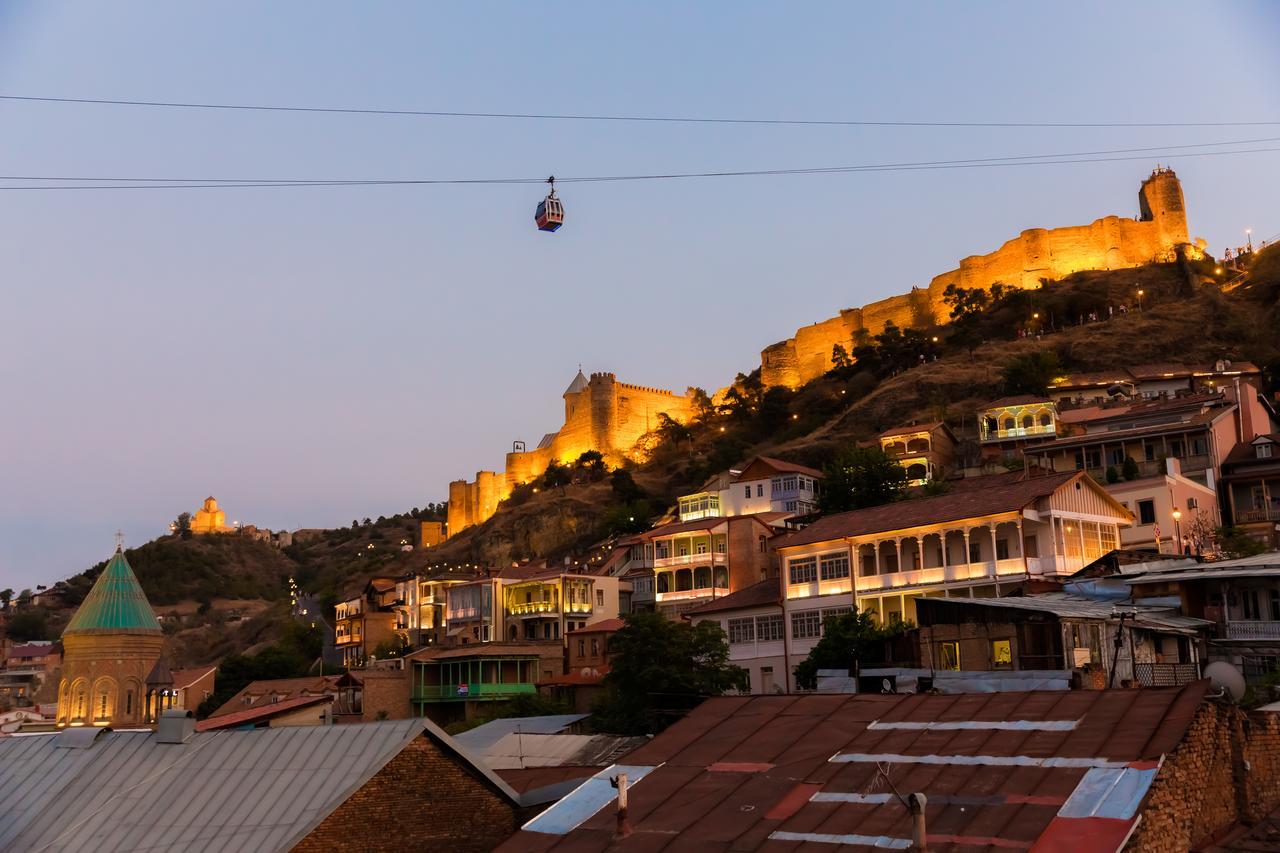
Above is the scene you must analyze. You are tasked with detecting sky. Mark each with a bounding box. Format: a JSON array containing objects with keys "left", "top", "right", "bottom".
[{"left": 2, "top": 2, "right": 1279, "bottom": 591}]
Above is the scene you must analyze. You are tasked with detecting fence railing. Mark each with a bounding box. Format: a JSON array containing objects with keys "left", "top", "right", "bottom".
[{"left": 1133, "top": 662, "right": 1201, "bottom": 687}]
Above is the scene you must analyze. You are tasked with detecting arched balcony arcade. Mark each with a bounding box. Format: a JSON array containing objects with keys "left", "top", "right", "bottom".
[{"left": 852, "top": 520, "right": 1030, "bottom": 593}]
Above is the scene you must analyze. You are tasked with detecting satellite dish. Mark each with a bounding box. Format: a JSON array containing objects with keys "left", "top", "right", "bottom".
[{"left": 1205, "top": 661, "right": 1247, "bottom": 702}]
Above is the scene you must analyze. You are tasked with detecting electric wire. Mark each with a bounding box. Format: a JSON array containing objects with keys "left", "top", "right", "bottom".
[
  {"left": 1, "top": 141, "right": 1278, "bottom": 191},
  {"left": 3, "top": 93, "right": 1279, "bottom": 129}
]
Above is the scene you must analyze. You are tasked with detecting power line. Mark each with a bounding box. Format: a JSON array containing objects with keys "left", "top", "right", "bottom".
[
  {"left": 1, "top": 142, "right": 1277, "bottom": 191},
  {"left": 3, "top": 93, "right": 1280, "bottom": 129},
  {"left": 6, "top": 134, "right": 1278, "bottom": 186}
]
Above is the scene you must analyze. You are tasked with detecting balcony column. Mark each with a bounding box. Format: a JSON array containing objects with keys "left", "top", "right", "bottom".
[
  {"left": 1016, "top": 518, "right": 1027, "bottom": 572},
  {"left": 916, "top": 536, "right": 924, "bottom": 572},
  {"left": 874, "top": 541, "right": 882, "bottom": 576},
  {"left": 961, "top": 530, "right": 971, "bottom": 566},
  {"left": 940, "top": 532, "right": 949, "bottom": 570},
  {"left": 989, "top": 525, "right": 999, "bottom": 575},
  {"left": 894, "top": 539, "right": 903, "bottom": 574}
]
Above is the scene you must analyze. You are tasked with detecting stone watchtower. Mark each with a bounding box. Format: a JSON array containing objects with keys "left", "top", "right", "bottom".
[
  {"left": 1138, "top": 167, "right": 1190, "bottom": 254},
  {"left": 56, "top": 545, "right": 166, "bottom": 728}
]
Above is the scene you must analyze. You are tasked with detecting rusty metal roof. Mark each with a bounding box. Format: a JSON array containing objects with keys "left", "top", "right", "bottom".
[{"left": 496, "top": 683, "right": 1208, "bottom": 853}]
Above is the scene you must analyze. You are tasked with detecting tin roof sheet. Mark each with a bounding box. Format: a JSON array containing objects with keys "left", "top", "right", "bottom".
[
  {"left": 0, "top": 719, "right": 496, "bottom": 852},
  {"left": 495, "top": 683, "right": 1208, "bottom": 852}
]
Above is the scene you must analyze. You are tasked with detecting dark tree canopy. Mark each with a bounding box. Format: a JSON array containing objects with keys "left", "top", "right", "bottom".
[
  {"left": 1000, "top": 350, "right": 1062, "bottom": 396},
  {"left": 818, "top": 445, "right": 907, "bottom": 515},
  {"left": 591, "top": 611, "right": 746, "bottom": 734},
  {"left": 793, "top": 610, "right": 909, "bottom": 690}
]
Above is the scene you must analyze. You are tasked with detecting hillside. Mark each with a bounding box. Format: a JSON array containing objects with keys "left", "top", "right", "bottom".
[{"left": 24, "top": 251, "right": 1278, "bottom": 667}]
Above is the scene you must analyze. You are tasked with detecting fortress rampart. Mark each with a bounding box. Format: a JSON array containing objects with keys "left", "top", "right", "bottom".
[
  {"left": 760, "top": 168, "right": 1191, "bottom": 388},
  {"left": 448, "top": 372, "right": 695, "bottom": 534}
]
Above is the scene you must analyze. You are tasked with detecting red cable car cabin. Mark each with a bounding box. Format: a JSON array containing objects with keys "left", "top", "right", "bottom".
[{"left": 535, "top": 192, "right": 564, "bottom": 232}]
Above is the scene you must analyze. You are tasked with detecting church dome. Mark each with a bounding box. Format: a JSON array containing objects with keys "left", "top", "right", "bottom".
[{"left": 63, "top": 548, "right": 162, "bottom": 636}]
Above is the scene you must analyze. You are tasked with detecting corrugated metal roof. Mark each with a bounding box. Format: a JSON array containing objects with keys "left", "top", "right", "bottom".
[
  {"left": 454, "top": 714, "right": 588, "bottom": 752},
  {"left": 481, "top": 732, "right": 648, "bottom": 770},
  {"left": 63, "top": 549, "right": 161, "bottom": 635},
  {"left": 495, "top": 684, "right": 1208, "bottom": 853},
  {"left": 0, "top": 719, "right": 442, "bottom": 852}
]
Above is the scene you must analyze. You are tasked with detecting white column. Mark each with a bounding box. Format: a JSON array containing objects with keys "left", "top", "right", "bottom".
[
  {"left": 940, "top": 532, "right": 949, "bottom": 569},
  {"left": 989, "top": 525, "right": 999, "bottom": 576},
  {"left": 894, "top": 539, "right": 903, "bottom": 574},
  {"left": 874, "top": 541, "right": 882, "bottom": 576},
  {"left": 961, "top": 530, "right": 971, "bottom": 566}
]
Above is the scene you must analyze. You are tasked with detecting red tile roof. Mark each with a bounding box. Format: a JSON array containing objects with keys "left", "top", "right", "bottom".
[
  {"left": 195, "top": 694, "right": 332, "bottom": 731},
  {"left": 985, "top": 394, "right": 1053, "bottom": 409},
  {"left": 684, "top": 578, "right": 781, "bottom": 616},
  {"left": 735, "top": 455, "right": 824, "bottom": 481},
  {"left": 777, "top": 471, "right": 1086, "bottom": 549},
  {"left": 171, "top": 666, "right": 215, "bottom": 690},
  {"left": 6, "top": 644, "right": 59, "bottom": 659},
  {"left": 495, "top": 683, "right": 1208, "bottom": 852},
  {"left": 879, "top": 421, "right": 946, "bottom": 439},
  {"left": 568, "top": 618, "right": 624, "bottom": 635}
]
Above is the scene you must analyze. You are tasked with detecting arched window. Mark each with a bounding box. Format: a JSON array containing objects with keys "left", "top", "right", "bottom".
[
  {"left": 907, "top": 438, "right": 930, "bottom": 453},
  {"left": 1022, "top": 415, "right": 1034, "bottom": 429},
  {"left": 676, "top": 569, "right": 693, "bottom": 591},
  {"left": 907, "top": 463, "right": 928, "bottom": 481},
  {"left": 714, "top": 567, "right": 729, "bottom": 589},
  {"left": 1039, "top": 412, "right": 1052, "bottom": 427},
  {"left": 1001, "top": 416, "right": 1015, "bottom": 432},
  {"left": 92, "top": 678, "right": 116, "bottom": 723},
  {"left": 886, "top": 441, "right": 907, "bottom": 456},
  {"left": 693, "top": 567, "right": 710, "bottom": 589},
  {"left": 71, "top": 679, "right": 89, "bottom": 723},
  {"left": 656, "top": 573, "right": 670, "bottom": 593}
]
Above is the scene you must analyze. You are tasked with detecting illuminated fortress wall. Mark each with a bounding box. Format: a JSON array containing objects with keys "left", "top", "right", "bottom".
[
  {"left": 760, "top": 169, "right": 1190, "bottom": 388},
  {"left": 448, "top": 372, "right": 695, "bottom": 534}
]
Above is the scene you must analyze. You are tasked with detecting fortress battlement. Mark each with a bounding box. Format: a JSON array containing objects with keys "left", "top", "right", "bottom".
[{"left": 759, "top": 168, "right": 1192, "bottom": 389}]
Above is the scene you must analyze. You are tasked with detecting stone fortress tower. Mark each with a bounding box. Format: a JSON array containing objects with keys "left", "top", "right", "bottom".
[
  {"left": 56, "top": 544, "right": 170, "bottom": 728},
  {"left": 448, "top": 370, "right": 696, "bottom": 534},
  {"left": 760, "top": 168, "right": 1193, "bottom": 388}
]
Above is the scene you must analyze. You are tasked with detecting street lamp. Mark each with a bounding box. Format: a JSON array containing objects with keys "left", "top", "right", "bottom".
[
  {"left": 1246, "top": 228, "right": 1253, "bottom": 252},
  {"left": 1172, "top": 508, "right": 1183, "bottom": 555},
  {"left": 1136, "top": 289, "right": 1145, "bottom": 312}
]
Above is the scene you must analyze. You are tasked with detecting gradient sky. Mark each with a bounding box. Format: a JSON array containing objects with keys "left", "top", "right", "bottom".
[{"left": 2, "top": 2, "right": 1279, "bottom": 591}]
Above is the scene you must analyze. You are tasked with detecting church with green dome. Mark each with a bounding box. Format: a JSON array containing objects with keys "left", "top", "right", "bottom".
[{"left": 56, "top": 544, "right": 174, "bottom": 728}]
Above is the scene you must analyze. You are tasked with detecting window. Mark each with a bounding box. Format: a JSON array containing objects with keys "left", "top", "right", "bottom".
[
  {"left": 1022, "top": 415, "right": 1034, "bottom": 429},
  {"left": 1191, "top": 437, "right": 1208, "bottom": 456},
  {"left": 822, "top": 607, "right": 852, "bottom": 625},
  {"left": 596, "top": 590, "right": 605, "bottom": 607},
  {"left": 1243, "top": 590, "right": 1262, "bottom": 620},
  {"left": 1138, "top": 500, "right": 1156, "bottom": 525},
  {"left": 992, "top": 639, "right": 1012, "bottom": 668},
  {"left": 1258, "top": 443, "right": 1274, "bottom": 459},
  {"left": 757, "top": 484, "right": 764, "bottom": 497},
  {"left": 1187, "top": 497, "right": 1198, "bottom": 510},
  {"left": 693, "top": 567, "right": 711, "bottom": 589},
  {"left": 1271, "top": 590, "right": 1280, "bottom": 621},
  {"left": 759, "top": 535, "right": 768, "bottom": 554},
  {"left": 1100, "top": 525, "right": 1119, "bottom": 553},
  {"left": 937, "top": 641, "right": 961, "bottom": 670},
  {"left": 657, "top": 573, "right": 670, "bottom": 593},
  {"left": 995, "top": 539, "right": 1010, "bottom": 560},
  {"left": 819, "top": 554, "right": 850, "bottom": 581},
  {"left": 1169, "top": 438, "right": 1185, "bottom": 458},
  {"left": 756, "top": 614, "right": 784, "bottom": 642},
  {"left": 788, "top": 557, "right": 818, "bottom": 585},
  {"left": 744, "top": 485, "right": 751, "bottom": 499},
  {"left": 968, "top": 541, "right": 981, "bottom": 563},
  {"left": 1107, "top": 448, "right": 1125, "bottom": 467},
  {"left": 728, "top": 617, "right": 755, "bottom": 644},
  {"left": 791, "top": 610, "right": 822, "bottom": 639},
  {"left": 591, "top": 638, "right": 600, "bottom": 656},
  {"left": 1038, "top": 413, "right": 1052, "bottom": 428},
  {"left": 578, "top": 639, "right": 586, "bottom": 657}
]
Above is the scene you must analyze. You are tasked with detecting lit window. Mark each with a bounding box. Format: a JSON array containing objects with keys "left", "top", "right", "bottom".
[
  {"left": 992, "top": 640, "right": 1012, "bottom": 668},
  {"left": 788, "top": 558, "right": 818, "bottom": 585},
  {"left": 819, "top": 554, "right": 850, "bottom": 581},
  {"left": 938, "top": 641, "right": 961, "bottom": 671}
]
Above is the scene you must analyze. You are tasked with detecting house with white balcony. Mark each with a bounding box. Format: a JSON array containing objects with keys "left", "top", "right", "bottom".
[
  {"left": 498, "top": 569, "right": 623, "bottom": 642},
  {"left": 879, "top": 422, "right": 959, "bottom": 485},
  {"left": 979, "top": 396, "right": 1059, "bottom": 460},
  {"left": 1126, "top": 553, "right": 1280, "bottom": 682},
  {"left": 773, "top": 470, "right": 1132, "bottom": 691},
  {"left": 678, "top": 456, "right": 824, "bottom": 521}
]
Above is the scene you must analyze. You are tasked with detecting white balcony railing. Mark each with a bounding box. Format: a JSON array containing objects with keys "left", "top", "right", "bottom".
[
  {"left": 654, "top": 553, "right": 718, "bottom": 569},
  {"left": 655, "top": 588, "right": 715, "bottom": 602},
  {"left": 1225, "top": 621, "right": 1280, "bottom": 640}
]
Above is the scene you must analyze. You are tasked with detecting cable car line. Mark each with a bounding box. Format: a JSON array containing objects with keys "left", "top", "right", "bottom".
[
  {"left": 2, "top": 139, "right": 1278, "bottom": 191},
  {"left": 3, "top": 93, "right": 1280, "bottom": 129}
]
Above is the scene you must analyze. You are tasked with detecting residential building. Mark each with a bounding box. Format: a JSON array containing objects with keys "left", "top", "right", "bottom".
[
  {"left": 169, "top": 666, "right": 216, "bottom": 713},
  {"left": 209, "top": 671, "right": 408, "bottom": 723},
  {"left": 540, "top": 618, "right": 624, "bottom": 712},
  {"left": 497, "top": 682, "right": 1280, "bottom": 853},
  {"left": 0, "top": 642, "right": 60, "bottom": 708},
  {"left": 334, "top": 576, "right": 402, "bottom": 667},
  {"left": 684, "top": 579, "right": 787, "bottom": 695},
  {"left": 1126, "top": 553, "right": 1280, "bottom": 682},
  {"left": 499, "top": 568, "right": 624, "bottom": 643},
  {"left": 1025, "top": 391, "right": 1241, "bottom": 488},
  {"left": 914, "top": 592, "right": 1207, "bottom": 688},
  {"left": 774, "top": 471, "right": 1131, "bottom": 690},
  {"left": 0, "top": 717, "right": 539, "bottom": 853},
  {"left": 978, "top": 395, "right": 1058, "bottom": 459},
  {"left": 646, "top": 514, "right": 781, "bottom": 620},
  {"left": 1050, "top": 360, "right": 1266, "bottom": 406},
  {"left": 879, "top": 421, "right": 959, "bottom": 485},
  {"left": 1220, "top": 435, "right": 1280, "bottom": 549},
  {"left": 407, "top": 642, "right": 564, "bottom": 724},
  {"left": 198, "top": 694, "right": 335, "bottom": 731},
  {"left": 444, "top": 576, "right": 504, "bottom": 645},
  {"left": 1106, "top": 457, "right": 1220, "bottom": 553},
  {"left": 677, "top": 456, "right": 824, "bottom": 520},
  {"left": 411, "top": 570, "right": 479, "bottom": 645},
  {"left": 209, "top": 675, "right": 346, "bottom": 719}
]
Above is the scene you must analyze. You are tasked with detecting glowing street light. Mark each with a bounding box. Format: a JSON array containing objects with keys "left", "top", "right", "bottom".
[{"left": 1136, "top": 289, "right": 1145, "bottom": 312}]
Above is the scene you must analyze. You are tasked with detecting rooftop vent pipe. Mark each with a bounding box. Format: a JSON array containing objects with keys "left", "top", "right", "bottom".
[
  {"left": 156, "top": 709, "right": 196, "bottom": 744},
  {"left": 908, "top": 792, "right": 928, "bottom": 851}
]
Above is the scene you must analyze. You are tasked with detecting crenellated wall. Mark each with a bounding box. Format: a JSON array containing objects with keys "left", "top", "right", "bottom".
[
  {"left": 760, "top": 168, "right": 1191, "bottom": 388},
  {"left": 447, "top": 372, "right": 695, "bottom": 534}
]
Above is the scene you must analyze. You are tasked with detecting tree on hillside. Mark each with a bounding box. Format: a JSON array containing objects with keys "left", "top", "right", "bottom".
[
  {"left": 689, "top": 387, "right": 716, "bottom": 424},
  {"left": 601, "top": 500, "right": 652, "bottom": 536},
  {"left": 5, "top": 608, "right": 51, "bottom": 642},
  {"left": 591, "top": 611, "right": 746, "bottom": 734},
  {"left": 0, "top": 589, "right": 12, "bottom": 608},
  {"left": 793, "top": 610, "right": 911, "bottom": 690},
  {"left": 1000, "top": 350, "right": 1062, "bottom": 396},
  {"left": 575, "top": 450, "right": 608, "bottom": 481},
  {"left": 831, "top": 343, "right": 854, "bottom": 370},
  {"left": 540, "top": 461, "right": 572, "bottom": 494},
  {"left": 173, "top": 512, "right": 192, "bottom": 539},
  {"left": 654, "top": 412, "right": 693, "bottom": 448},
  {"left": 818, "top": 446, "right": 908, "bottom": 515},
  {"left": 610, "top": 468, "right": 645, "bottom": 502}
]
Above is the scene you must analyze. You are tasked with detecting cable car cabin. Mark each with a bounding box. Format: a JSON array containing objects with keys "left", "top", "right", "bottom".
[{"left": 535, "top": 195, "right": 564, "bottom": 232}]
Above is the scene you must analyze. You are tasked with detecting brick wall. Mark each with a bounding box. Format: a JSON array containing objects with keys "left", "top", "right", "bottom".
[
  {"left": 359, "top": 670, "right": 412, "bottom": 721},
  {"left": 293, "top": 732, "right": 519, "bottom": 853},
  {"left": 1127, "top": 703, "right": 1280, "bottom": 851}
]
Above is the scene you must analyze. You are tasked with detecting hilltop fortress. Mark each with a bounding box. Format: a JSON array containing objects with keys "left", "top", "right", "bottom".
[
  {"left": 760, "top": 168, "right": 1192, "bottom": 388},
  {"left": 444, "top": 169, "right": 1195, "bottom": 535},
  {"left": 448, "top": 371, "right": 696, "bottom": 533}
]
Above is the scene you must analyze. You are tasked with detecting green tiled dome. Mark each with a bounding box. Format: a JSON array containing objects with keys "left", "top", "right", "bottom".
[{"left": 63, "top": 548, "right": 161, "bottom": 635}]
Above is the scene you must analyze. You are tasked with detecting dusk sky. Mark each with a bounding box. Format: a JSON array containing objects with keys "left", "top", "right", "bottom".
[{"left": 2, "top": 2, "right": 1278, "bottom": 591}]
